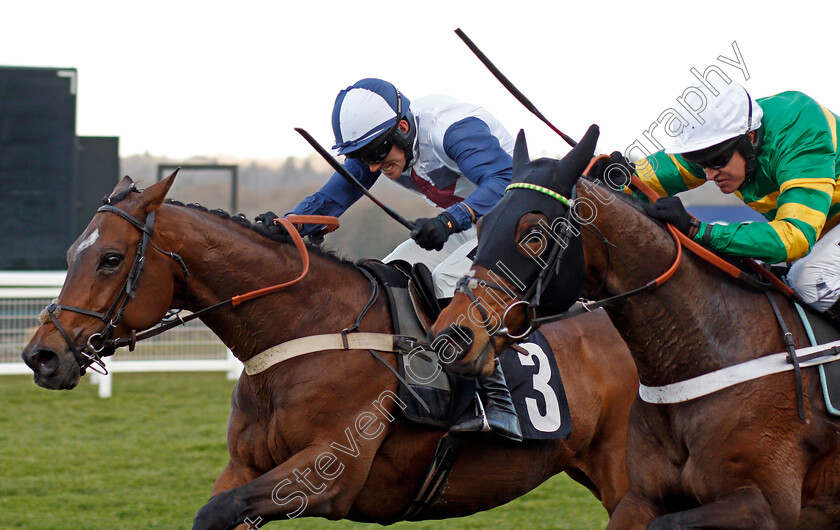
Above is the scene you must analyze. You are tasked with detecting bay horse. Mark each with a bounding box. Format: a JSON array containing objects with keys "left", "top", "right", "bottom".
[
  {"left": 430, "top": 125, "right": 840, "bottom": 528},
  {"left": 21, "top": 172, "right": 637, "bottom": 529}
]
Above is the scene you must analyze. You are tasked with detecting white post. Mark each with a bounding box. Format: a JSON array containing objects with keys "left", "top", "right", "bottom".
[
  {"left": 98, "top": 370, "right": 113, "bottom": 398},
  {"left": 226, "top": 349, "right": 242, "bottom": 380}
]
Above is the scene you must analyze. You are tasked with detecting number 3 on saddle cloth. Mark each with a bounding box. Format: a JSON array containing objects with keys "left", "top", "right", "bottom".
[{"left": 359, "top": 260, "right": 573, "bottom": 441}]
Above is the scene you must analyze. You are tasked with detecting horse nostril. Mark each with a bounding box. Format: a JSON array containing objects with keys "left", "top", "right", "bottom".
[
  {"left": 430, "top": 325, "right": 475, "bottom": 365},
  {"left": 23, "top": 348, "right": 60, "bottom": 376}
]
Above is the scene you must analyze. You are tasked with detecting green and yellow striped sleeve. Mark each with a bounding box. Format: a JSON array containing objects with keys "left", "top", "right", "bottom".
[
  {"left": 707, "top": 181, "right": 833, "bottom": 263},
  {"left": 628, "top": 151, "right": 707, "bottom": 201}
]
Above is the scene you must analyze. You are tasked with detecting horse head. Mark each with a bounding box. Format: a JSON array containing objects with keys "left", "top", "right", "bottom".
[
  {"left": 430, "top": 125, "right": 599, "bottom": 378},
  {"left": 22, "top": 173, "right": 180, "bottom": 389}
]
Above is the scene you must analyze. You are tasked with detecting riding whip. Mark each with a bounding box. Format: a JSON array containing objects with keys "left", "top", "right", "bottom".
[
  {"left": 454, "top": 28, "right": 578, "bottom": 148},
  {"left": 295, "top": 128, "right": 416, "bottom": 231}
]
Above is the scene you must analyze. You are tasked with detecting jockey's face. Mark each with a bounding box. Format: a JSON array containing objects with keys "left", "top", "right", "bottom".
[
  {"left": 700, "top": 130, "right": 757, "bottom": 195},
  {"left": 702, "top": 148, "right": 747, "bottom": 194},
  {"left": 368, "top": 119, "right": 410, "bottom": 179},
  {"left": 368, "top": 143, "right": 406, "bottom": 179}
]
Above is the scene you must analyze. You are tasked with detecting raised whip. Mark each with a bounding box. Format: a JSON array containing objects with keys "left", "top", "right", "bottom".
[{"left": 454, "top": 28, "right": 578, "bottom": 148}]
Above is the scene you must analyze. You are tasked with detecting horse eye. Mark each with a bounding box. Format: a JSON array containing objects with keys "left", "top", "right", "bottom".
[
  {"left": 99, "top": 253, "right": 123, "bottom": 269},
  {"left": 522, "top": 226, "right": 544, "bottom": 241}
]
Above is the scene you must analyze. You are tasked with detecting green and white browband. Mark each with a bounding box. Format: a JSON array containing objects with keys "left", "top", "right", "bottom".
[{"left": 505, "top": 183, "right": 572, "bottom": 207}]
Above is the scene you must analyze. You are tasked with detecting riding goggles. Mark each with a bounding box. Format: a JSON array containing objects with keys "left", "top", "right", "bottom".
[
  {"left": 347, "top": 127, "right": 397, "bottom": 165},
  {"left": 682, "top": 135, "right": 743, "bottom": 169}
]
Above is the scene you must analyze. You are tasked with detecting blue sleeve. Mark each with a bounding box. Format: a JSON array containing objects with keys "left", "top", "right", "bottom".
[
  {"left": 287, "top": 158, "right": 379, "bottom": 235},
  {"left": 442, "top": 117, "right": 512, "bottom": 230}
]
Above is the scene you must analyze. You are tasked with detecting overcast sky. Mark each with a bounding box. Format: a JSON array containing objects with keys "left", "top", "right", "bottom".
[{"left": 4, "top": 0, "right": 838, "bottom": 162}]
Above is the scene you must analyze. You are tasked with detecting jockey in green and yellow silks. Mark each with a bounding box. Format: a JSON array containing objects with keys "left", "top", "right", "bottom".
[{"left": 592, "top": 80, "right": 840, "bottom": 315}]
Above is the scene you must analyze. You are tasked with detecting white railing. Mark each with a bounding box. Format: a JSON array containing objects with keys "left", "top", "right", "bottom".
[{"left": 0, "top": 271, "right": 242, "bottom": 397}]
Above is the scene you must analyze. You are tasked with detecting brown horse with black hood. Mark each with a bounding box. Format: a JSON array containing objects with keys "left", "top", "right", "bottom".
[{"left": 431, "top": 124, "right": 840, "bottom": 528}]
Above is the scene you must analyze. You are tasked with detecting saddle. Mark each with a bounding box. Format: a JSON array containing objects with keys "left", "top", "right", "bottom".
[
  {"left": 358, "top": 259, "right": 574, "bottom": 522},
  {"left": 357, "top": 259, "right": 573, "bottom": 440},
  {"left": 357, "top": 259, "right": 473, "bottom": 428}
]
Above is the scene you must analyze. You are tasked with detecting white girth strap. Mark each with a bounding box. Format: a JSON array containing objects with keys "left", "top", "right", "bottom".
[
  {"left": 639, "top": 339, "right": 840, "bottom": 404},
  {"left": 244, "top": 332, "right": 399, "bottom": 375}
]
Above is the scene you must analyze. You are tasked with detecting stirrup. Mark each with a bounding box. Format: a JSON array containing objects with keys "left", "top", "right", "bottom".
[
  {"left": 474, "top": 392, "right": 491, "bottom": 432},
  {"left": 449, "top": 392, "right": 491, "bottom": 434}
]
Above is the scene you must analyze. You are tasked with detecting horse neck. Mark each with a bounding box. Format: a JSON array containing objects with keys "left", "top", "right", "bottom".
[
  {"left": 154, "top": 205, "right": 390, "bottom": 361},
  {"left": 578, "top": 182, "right": 800, "bottom": 386}
]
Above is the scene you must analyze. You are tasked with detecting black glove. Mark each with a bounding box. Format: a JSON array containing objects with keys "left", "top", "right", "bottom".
[
  {"left": 253, "top": 211, "right": 283, "bottom": 238},
  {"left": 254, "top": 211, "right": 279, "bottom": 226},
  {"left": 589, "top": 151, "right": 633, "bottom": 190},
  {"left": 645, "top": 196, "right": 696, "bottom": 235},
  {"left": 306, "top": 227, "right": 328, "bottom": 246},
  {"left": 410, "top": 213, "right": 457, "bottom": 251}
]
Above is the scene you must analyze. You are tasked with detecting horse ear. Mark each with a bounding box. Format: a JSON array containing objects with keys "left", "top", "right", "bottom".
[
  {"left": 139, "top": 168, "right": 179, "bottom": 212},
  {"left": 560, "top": 124, "right": 600, "bottom": 183},
  {"left": 109, "top": 175, "right": 135, "bottom": 196},
  {"left": 512, "top": 129, "right": 530, "bottom": 173},
  {"left": 575, "top": 124, "right": 600, "bottom": 159}
]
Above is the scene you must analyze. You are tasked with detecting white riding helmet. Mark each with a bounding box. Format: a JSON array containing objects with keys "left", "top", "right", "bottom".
[{"left": 665, "top": 80, "right": 763, "bottom": 155}]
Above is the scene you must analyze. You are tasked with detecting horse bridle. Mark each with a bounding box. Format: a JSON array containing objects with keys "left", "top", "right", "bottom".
[
  {"left": 44, "top": 194, "right": 338, "bottom": 376},
  {"left": 454, "top": 183, "right": 578, "bottom": 344},
  {"left": 44, "top": 202, "right": 189, "bottom": 375}
]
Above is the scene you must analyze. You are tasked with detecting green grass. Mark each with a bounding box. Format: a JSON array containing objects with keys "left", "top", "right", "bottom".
[{"left": 0, "top": 373, "right": 608, "bottom": 529}]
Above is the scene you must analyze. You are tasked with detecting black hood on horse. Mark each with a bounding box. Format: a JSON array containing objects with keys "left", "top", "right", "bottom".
[{"left": 473, "top": 125, "right": 599, "bottom": 315}]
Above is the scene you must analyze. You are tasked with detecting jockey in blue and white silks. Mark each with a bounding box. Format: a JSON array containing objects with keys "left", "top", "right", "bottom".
[
  {"left": 286, "top": 78, "right": 523, "bottom": 441},
  {"left": 289, "top": 79, "right": 515, "bottom": 299}
]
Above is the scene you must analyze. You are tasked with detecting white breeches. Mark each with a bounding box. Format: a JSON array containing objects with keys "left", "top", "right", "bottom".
[
  {"left": 383, "top": 226, "right": 477, "bottom": 299},
  {"left": 788, "top": 223, "right": 840, "bottom": 312}
]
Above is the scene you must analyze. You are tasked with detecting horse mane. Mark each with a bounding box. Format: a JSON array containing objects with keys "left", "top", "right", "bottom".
[{"left": 162, "top": 199, "right": 356, "bottom": 268}]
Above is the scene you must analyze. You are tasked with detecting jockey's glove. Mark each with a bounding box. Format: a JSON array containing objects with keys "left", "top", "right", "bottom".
[
  {"left": 411, "top": 212, "right": 457, "bottom": 252},
  {"left": 645, "top": 196, "right": 698, "bottom": 236},
  {"left": 589, "top": 151, "right": 633, "bottom": 190},
  {"left": 255, "top": 211, "right": 279, "bottom": 226},
  {"left": 253, "top": 211, "right": 285, "bottom": 238}
]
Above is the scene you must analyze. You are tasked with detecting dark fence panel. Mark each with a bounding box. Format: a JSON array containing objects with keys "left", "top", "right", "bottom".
[{"left": 0, "top": 67, "right": 78, "bottom": 270}]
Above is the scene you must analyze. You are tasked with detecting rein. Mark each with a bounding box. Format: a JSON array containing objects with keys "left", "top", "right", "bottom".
[
  {"left": 531, "top": 162, "right": 798, "bottom": 326},
  {"left": 462, "top": 155, "right": 685, "bottom": 334},
  {"left": 47, "top": 206, "right": 339, "bottom": 375},
  {"left": 629, "top": 174, "right": 797, "bottom": 298},
  {"left": 626, "top": 170, "right": 806, "bottom": 418},
  {"left": 531, "top": 221, "right": 682, "bottom": 326},
  {"left": 512, "top": 165, "right": 808, "bottom": 418}
]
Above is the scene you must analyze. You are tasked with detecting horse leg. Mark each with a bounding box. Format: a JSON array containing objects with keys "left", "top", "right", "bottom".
[
  {"left": 606, "top": 492, "right": 660, "bottom": 530},
  {"left": 581, "top": 368, "right": 636, "bottom": 514},
  {"left": 205, "top": 461, "right": 266, "bottom": 530},
  {"left": 646, "top": 486, "right": 779, "bottom": 529},
  {"left": 211, "top": 460, "right": 259, "bottom": 497},
  {"left": 192, "top": 441, "right": 383, "bottom": 530},
  {"left": 586, "top": 434, "right": 630, "bottom": 514}
]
